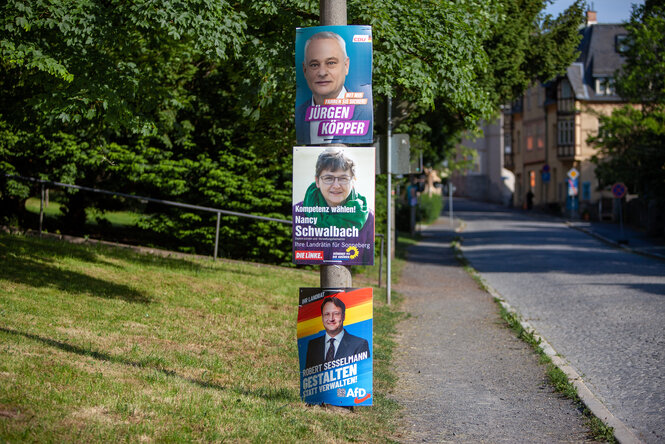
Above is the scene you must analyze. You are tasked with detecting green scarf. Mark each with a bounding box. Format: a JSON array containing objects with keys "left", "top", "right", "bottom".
[{"left": 303, "top": 182, "right": 369, "bottom": 229}]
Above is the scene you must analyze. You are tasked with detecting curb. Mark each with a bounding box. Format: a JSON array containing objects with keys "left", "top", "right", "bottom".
[
  {"left": 566, "top": 222, "right": 665, "bottom": 262},
  {"left": 452, "top": 230, "right": 643, "bottom": 444},
  {"left": 489, "top": 291, "right": 643, "bottom": 444}
]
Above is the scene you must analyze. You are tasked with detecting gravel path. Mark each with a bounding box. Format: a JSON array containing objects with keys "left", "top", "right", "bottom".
[{"left": 390, "top": 218, "right": 600, "bottom": 443}]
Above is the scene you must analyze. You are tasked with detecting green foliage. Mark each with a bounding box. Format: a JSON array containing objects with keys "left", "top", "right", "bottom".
[
  {"left": 417, "top": 192, "right": 444, "bottom": 225},
  {"left": 0, "top": 0, "right": 246, "bottom": 133},
  {"left": 0, "top": 0, "right": 587, "bottom": 263},
  {"left": 398, "top": 0, "right": 585, "bottom": 166},
  {"left": 615, "top": 1, "right": 665, "bottom": 109},
  {"left": 590, "top": 1, "right": 665, "bottom": 202},
  {"left": 590, "top": 106, "right": 665, "bottom": 200},
  {"left": 484, "top": 0, "right": 584, "bottom": 105}
]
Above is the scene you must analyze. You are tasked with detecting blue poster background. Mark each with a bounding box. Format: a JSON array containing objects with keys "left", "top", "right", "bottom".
[
  {"left": 295, "top": 25, "right": 373, "bottom": 145},
  {"left": 297, "top": 288, "right": 373, "bottom": 406}
]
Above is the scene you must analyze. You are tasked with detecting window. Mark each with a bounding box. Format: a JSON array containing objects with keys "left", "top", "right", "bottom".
[
  {"left": 558, "top": 79, "right": 575, "bottom": 113},
  {"left": 560, "top": 79, "right": 572, "bottom": 99},
  {"left": 616, "top": 34, "right": 629, "bottom": 53},
  {"left": 558, "top": 119, "right": 574, "bottom": 146},
  {"left": 526, "top": 126, "right": 534, "bottom": 151},
  {"left": 595, "top": 77, "right": 615, "bottom": 95}
]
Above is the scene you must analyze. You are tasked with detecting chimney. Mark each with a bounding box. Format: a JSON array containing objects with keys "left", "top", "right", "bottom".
[{"left": 586, "top": 10, "right": 597, "bottom": 26}]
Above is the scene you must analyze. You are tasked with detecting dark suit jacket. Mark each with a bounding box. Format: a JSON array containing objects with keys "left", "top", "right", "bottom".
[
  {"left": 305, "top": 329, "right": 370, "bottom": 370},
  {"left": 295, "top": 82, "right": 373, "bottom": 145}
]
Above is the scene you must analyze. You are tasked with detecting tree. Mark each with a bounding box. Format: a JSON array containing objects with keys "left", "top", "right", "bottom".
[
  {"left": 1, "top": 0, "right": 587, "bottom": 263},
  {"left": 377, "top": 0, "right": 585, "bottom": 167},
  {"left": 589, "top": 0, "right": 665, "bottom": 205}
]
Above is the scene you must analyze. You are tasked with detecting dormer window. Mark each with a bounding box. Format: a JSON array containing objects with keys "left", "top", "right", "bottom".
[
  {"left": 595, "top": 77, "right": 615, "bottom": 95},
  {"left": 616, "top": 34, "right": 628, "bottom": 53},
  {"left": 560, "top": 79, "right": 572, "bottom": 99}
]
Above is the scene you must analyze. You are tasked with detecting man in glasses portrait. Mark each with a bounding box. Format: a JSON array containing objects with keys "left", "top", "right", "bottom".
[{"left": 305, "top": 296, "right": 370, "bottom": 370}]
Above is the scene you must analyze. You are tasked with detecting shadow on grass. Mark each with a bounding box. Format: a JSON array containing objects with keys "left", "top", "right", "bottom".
[
  {"left": 1, "top": 232, "right": 295, "bottom": 280},
  {"left": 0, "top": 236, "right": 152, "bottom": 304},
  {"left": 0, "top": 327, "right": 298, "bottom": 403}
]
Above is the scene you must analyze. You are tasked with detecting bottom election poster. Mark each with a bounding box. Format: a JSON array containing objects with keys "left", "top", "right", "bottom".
[{"left": 297, "top": 287, "right": 373, "bottom": 406}]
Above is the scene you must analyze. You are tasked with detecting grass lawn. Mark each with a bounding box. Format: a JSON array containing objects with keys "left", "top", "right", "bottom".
[
  {"left": 24, "top": 197, "right": 142, "bottom": 227},
  {"left": 0, "top": 233, "right": 405, "bottom": 443}
]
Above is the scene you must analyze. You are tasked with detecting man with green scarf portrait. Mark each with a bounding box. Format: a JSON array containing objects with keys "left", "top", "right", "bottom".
[{"left": 293, "top": 147, "right": 374, "bottom": 265}]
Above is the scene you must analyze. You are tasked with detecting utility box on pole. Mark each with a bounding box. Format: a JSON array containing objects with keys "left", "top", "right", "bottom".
[{"left": 374, "top": 134, "right": 411, "bottom": 175}]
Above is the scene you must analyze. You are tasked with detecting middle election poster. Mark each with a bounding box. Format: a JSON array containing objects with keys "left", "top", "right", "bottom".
[
  {"left": 297, "top": 287, "right": 373, "bottom": 406},
  {"left": 292, "top": 146, "right": 375, "bottom": 265}
]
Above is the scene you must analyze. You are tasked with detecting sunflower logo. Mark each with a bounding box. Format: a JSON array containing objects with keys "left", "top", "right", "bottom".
[{"left": 346, "top": 246, "right": 359, "bottom": 259}]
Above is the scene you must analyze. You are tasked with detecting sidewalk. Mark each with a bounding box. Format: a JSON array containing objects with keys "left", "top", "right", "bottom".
[
  {"left": 390, "top": 217, "right": 601, "bottom": 443},
  {"left": 567, "top": 219, "right": 665, "bottom": 261}
]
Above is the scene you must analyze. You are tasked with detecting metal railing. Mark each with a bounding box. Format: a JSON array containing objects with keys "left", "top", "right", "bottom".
[{"left": 5, "top": 174, "right": 385, "bottom": 286}]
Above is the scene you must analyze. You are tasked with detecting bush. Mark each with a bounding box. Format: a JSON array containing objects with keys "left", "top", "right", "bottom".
[{"left": 417, "top": 193, "right": 443, "bottom": 224}]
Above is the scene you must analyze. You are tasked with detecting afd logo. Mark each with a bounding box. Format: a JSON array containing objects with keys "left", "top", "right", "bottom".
[{"left": 346, "top": 387, "right": 371, "bottom": 403}]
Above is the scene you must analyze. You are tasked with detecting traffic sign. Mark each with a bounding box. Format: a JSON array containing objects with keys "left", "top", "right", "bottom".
[
  {"left": 567, "top": 168, "right": 579, "bottom": 180},
  {"left": 612, "top": 182, "right": 627, "bottom": 199},
  {"left": 568, "top": 178, "right": 578, "bottom": 196}
]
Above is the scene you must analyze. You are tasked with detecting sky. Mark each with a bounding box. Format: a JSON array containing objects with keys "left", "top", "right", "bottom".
[{"left": 543, "top": 0, "right": 644, "bottom": 23}]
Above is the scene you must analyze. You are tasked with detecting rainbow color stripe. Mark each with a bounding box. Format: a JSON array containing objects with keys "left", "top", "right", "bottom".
[{"left": 297, "top": 288, "right": 373, "bottom": 339}]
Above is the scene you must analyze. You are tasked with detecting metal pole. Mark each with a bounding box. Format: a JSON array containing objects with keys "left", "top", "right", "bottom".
[
  {"left": 39, "top": 184, "right": 45, "bottom": 237},
  {"left": 619, "top": 200, "right": 624, "bottom": 237},
  {"left": 618, "top": 198, "right": 627, "bottom": 244},
  {"left": 214, "top": 212, "right": 221, "bottom": 261},
  {"left": 378, "top": 234, "right": 384, "bottom": 288},
  {"left": 449, "top": 181, "right": 453, "bottom": 228},
  {"left": 386, "top": 95, "right": 392, "bottom": 305},
  {"left": 319, "top": 0, "right": 352, "bottom": 288}
]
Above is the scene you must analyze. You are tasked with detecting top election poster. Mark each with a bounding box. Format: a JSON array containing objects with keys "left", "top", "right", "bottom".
[
  {"left": 295, "top": 25, "right": 373, "bottom": 145},
  {"left": 293, "top": 146, "right": 375, "bottom": 265},
  {"left": 297, "top": 287, "right": 373, "bottom": 406}
]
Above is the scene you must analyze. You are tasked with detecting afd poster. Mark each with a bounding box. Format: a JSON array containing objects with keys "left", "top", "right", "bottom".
[
  {"left": 297, "top": 288, "right": 373, "bottom": 406},
  {"left": 292, "top": 146, "right": 375, "bottom": 265},
  {"left": 295, "top": 25, "right": 373, "bottom": 145}
]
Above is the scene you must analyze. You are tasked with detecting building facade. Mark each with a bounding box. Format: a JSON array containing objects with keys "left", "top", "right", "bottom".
[
  {"left": 506, "top": 13, "right": 628, "bottom": 218},
  {"left": 452, "top": 115, "right": 515, "bottom": 206}
]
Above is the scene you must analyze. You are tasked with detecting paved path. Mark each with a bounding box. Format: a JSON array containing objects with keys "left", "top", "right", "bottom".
[
  {"left": 391, "top": 217, "right": 599, "bottom": 443},
  {"left": 454, "top": 199, "right": 665, "bottom": 444}
]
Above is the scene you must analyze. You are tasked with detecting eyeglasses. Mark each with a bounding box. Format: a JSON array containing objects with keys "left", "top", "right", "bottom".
[
  {"left": 323, "top": 311, "right": 343, "bottom": 319},
  {"left": 319, "top": 175, "right": 352, "bottom": 185}
]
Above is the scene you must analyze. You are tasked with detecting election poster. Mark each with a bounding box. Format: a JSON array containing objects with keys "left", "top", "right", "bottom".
[
  {"left": 295, "top": 25, "right": 373, "bottom": 145},
  {"left": 293, "top": 146, "right": 375, "bottom": 265},
  {"left": 297, "top": 288, "right": 373, "bottom": 406}
]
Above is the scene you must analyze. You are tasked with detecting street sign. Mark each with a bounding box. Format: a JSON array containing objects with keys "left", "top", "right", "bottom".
[
  {"left": 568, "top": 178, "right": 578, "bottom": 196},
  {"left": 567, "top": 168, "right": 579, "bottom": 180},
  {"left": 542, "top": 171, "right": 550, "bottom": 183},
  {"left": 612, "top": 182, "right": 627, "bottom": 199}
]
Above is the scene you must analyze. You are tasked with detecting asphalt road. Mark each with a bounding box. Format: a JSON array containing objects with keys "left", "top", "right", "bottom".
[{"left": 454, "top": 198, "right": 665, "bottom": 444}]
